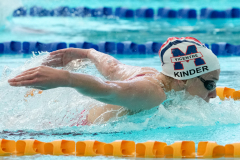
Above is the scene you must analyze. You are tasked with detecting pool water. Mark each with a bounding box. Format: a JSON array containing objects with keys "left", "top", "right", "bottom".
[
  {"left": 2, "top": 18, "right": 240, "bottom": 45},
  {"left": 1, "top": 0, "right": 240, "bottom": 159},
  {"left": 1, "top": 0, "right": 240, "bottom": 44},
  {"left": 10, "top": 0, "right": 240, "bottom": 11},
  {"left": 1, "top": 54, "right": 240, "bottom": 149}
]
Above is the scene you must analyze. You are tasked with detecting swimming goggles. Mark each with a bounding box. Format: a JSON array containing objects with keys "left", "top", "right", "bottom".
[{"left": 197, "top": 76, "right": 216, "bottom": 91}]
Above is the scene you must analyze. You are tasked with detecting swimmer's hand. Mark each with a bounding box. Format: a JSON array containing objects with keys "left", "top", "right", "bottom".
[
  {"left": 42, "top": 48, "right": 90, "bottom": 67},
  {"left": 8, "top": 66, "right": 166, "bottom": 111},
  {"left": 8, "top": 66, "right": 70, "bottom": 90}
]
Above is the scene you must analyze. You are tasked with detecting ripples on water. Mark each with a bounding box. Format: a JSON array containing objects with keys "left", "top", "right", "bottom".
[
  {"left": 1, "top": 0, "right": 240, "bottom": 146},
  {"left": 1, "top": 0, "right": 240, "bottom": 44},
  {"left": 2, "top": 17, "right": 240, "bottom": 45},
  {"left": 0, "top": 53, "right": 240, "bottom": 135}
]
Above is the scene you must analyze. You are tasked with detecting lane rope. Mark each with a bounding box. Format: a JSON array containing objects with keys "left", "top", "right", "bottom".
[
  {"left": 0, "top": 139, "right": 238, "bottom": 158},
  {"left": 12, "top": 6, "right": 240, "bottom": 19},
  {"left": 0, "top": 41, "right": 239, "bottom": 56}
]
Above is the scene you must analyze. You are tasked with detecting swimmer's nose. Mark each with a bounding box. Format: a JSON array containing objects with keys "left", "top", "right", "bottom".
[{"left": 208, "top": 89, "right": 217, "bottom": 99}]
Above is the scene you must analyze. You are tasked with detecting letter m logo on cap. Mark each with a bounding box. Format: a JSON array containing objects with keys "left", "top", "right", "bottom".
[
  {"left": 171, "top": 45, "right": 206, "bottom": 70},
  {"left": 159, "top": 37, "right": 206, "bottom": 70}
]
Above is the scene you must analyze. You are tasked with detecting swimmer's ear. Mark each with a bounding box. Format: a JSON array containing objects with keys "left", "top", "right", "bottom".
[
  {"left": 182, "top": 80, "right": 187, "bottom": 84},
  {"left": 177, "top": 80, "right": 187, "bottom": 85},
  {"left": 184, "top": 78, "right": 196, "bottom": 88},
  {"left": 176, "top": 80, "right": 187, "bottom": 90}
]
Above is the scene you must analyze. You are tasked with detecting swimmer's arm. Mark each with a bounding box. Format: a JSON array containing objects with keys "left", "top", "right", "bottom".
[
  {"left": 70, "top": 73, "right": 165, "bottom": 111},
  {"left": 47, "top": 48, "right": 157, "bottom": 81},
  {"left": 8, "top": 65, "right": 164, "bottom": 111},
  {"left": 87, "top": 49, "right": 138, "bottom": 80}
]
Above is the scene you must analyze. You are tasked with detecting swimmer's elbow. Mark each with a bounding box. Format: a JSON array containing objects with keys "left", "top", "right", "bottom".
[
  {"left": 87, "top": 81, "right": 121, "bottom": 102},
  {"left": 92, "top": 82, "right": 129, "bottom": 104},
  {"left": 92, "top": 81, "right": 166, "bottom": 111}
]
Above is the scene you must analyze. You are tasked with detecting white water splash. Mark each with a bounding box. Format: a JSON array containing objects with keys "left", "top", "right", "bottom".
[
  {"left": 0, "top": 52, "right": 104, "bottom": 131},
  {"left": 0, "top": 53, "right": 240, "bottom": 133}
]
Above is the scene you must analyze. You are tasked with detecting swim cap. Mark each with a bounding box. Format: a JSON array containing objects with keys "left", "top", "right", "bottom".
[{"left": 159, "top": 37, "right": 220, "bottom": 80}]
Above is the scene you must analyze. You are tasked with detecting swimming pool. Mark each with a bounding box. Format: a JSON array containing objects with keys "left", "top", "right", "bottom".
[{"left": 1, "top": 0, "right": 240, "bottom": 159}]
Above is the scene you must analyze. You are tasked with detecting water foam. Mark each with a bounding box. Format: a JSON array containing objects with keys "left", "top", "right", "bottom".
[{"left": 0, "top": 53, "right": 240, "bottom": 133}]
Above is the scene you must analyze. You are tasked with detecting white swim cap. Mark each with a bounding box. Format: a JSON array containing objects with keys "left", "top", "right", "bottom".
[{"left": 159, "top": 37, "right": 220, "bottom": 80}]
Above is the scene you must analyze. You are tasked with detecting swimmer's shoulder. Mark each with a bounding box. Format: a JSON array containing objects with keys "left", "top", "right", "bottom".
[
  {"left": 126, "top": 67, "right": 159, "bottom": 80},
  {"left": 146, "top": 73, "right": 167, "bottom": 95},
  {"left": 139, "top": 72, "right": 167, "bottom": 105},
  {"left": 124, "top": 67, "right": 167, "bottom": 105}
]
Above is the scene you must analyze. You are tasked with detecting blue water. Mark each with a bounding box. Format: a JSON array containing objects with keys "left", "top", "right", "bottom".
[
  {"left": 2, "top": 18, "right": 240, "bottom": 45},
  {"left": 1, "top": 54, "right": 240, "bottom": 137},
  {"left": 1, "top": 0, "right": 240, "bottom": 45},
  {"left": 1, "top": 0, "right": 240, "bottom": 159}
]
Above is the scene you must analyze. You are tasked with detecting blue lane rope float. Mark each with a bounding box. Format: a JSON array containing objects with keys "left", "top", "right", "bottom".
[
  {"left": 1, "top": 41, "right": 240, "bottom": 56},
  {"left": 12, "top": 6, "right": 240, "bottom": 19},
  {"left": 211, "top": 43, "right": 240, "bottom": 56},
  {"left": 1, "top": 139, "right": 240, "bottom": 158},
  {"left": 200, "top": 8, "right": 240, "bottom": 18},
  {"left": 115, "top": 7, "right": 134, "bottom": 18}
]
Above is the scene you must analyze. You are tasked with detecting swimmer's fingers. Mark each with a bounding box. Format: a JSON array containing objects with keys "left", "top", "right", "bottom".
[
  {"left": 44, "top": 63, "right": 63, "bottom": 68},
  {"left": 8, "top": 73, "right": 37, "bottom": 83},
  {"left": 50, "top": 48, "right": 87, "bottom": 59},
  {"left": 43, "top": 53, "right": 74, "bottom": 67},
  {"left": 42, "top": 58, "right": 63, "bottom": 67},
  {"left": 50, "top": 49, "right": 68, "bottom": 56},
  {"left": 12, "top": 70, "right": 37, "bottom": 79},
  {"left": 9, "top": 67, "right": 38, "bottom": 80},
  {"left": 21, "top": 67, "right": 39, "bottom": 74},
  {"left": 15, "top": 72, "right": 35, "bottom": 79},
  {"left": 8, "top": 79, "right": 38, "bottom": 87},
  {"left": 8, "top": 72, "right": 44, "bottom": 87},
  {"left": 48, "top": 48, "right": 87, "bottom": 66},
  {"left": 45, "top": 53, "right": 63, "bottom": 61},
  {"left": 16, "top": 68, "right": 39, "bottom": 77},
  {"left": 42, "top": 53, "right": 63, "bottom": 66}
]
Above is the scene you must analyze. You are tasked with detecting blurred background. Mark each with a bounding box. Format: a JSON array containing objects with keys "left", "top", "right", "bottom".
[{"left": 1, "top": 0, "right": 240, "bottom": 45}]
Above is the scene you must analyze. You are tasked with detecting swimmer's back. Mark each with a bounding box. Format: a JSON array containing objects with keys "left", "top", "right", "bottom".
[{"left": 122, "top": 66, "right": 160, "bottom": 81}]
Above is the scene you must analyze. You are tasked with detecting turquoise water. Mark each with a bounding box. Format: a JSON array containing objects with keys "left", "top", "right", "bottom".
[
  {"left": 1, "top": 0, "right": 240, "bottom": 44},
  {"left": 1, "top": 53, "right": 240, "bottom": 160},
  {"left": 1, "top": 0, "right": 240, "bottom": 159},
  {"left": 2, "top": 18, "right": 240, "bottom": 45}
]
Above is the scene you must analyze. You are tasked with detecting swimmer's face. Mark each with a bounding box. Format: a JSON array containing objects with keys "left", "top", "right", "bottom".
[{"left": 185, "top": 69, "right": 220, "bottom": 102}]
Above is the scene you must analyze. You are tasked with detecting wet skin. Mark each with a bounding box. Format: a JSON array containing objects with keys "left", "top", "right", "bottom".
[
  {"left": 8, "top": 48, "right": 220, "bottom": 123},
  {"left": 184, "top": 69, "right": 220, "bottom": 102}
]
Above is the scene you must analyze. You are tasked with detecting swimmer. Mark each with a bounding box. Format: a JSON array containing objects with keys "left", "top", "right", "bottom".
[{"left": 8, "top": 37, "right": 220, "bottom": 124}]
